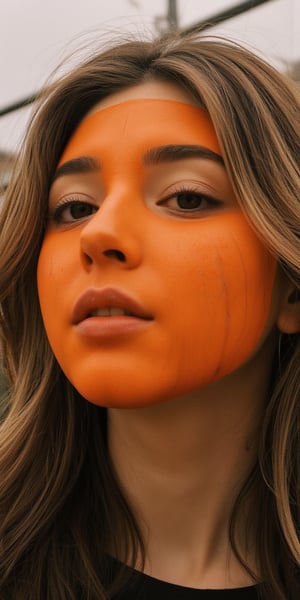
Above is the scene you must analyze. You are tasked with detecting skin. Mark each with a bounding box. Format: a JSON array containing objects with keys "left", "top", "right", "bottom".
[
  {"left": 38, "top": 90, "right": 277, "bottom": 410},
  {"left": 37, "top": 81, "right": 294, "bottom": 588}
]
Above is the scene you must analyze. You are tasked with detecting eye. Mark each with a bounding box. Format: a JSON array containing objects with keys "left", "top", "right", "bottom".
[
  {"left": 159, "top": 187, "right": 223, "bottom": 216},
  {"left": 172, "top": 191, "right": 209, "bottom": 210},
  {"left": 50, "top": 198, "right": 98, "bottom": 224}
]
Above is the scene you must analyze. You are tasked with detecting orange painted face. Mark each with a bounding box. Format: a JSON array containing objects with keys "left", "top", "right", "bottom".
[{"left": 37, "top": 88, "right": 277, "bottom": 408}]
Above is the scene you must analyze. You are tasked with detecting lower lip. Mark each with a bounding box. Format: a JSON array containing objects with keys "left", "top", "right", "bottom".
[{"left": 74, "top": 316, "right": 152, "bottom": 339}]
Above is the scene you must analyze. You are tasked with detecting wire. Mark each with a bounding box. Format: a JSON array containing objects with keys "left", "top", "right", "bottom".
[
  {"left": 182, "top": 0, "right": 273, "bottom": 34},
  {"left": 0, "top": 0, "right": 274, "bottom": 118}
]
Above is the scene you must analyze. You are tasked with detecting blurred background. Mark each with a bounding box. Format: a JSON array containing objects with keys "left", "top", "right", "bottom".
[
  {"left": 0, "top": 0, "right": 299, "bottom": 400},
  {"left": 0, "top": 0, "right": 299, "bottom": 157},
  {"left": 0, "top": 0, "right": 299, "bottom": 191}
]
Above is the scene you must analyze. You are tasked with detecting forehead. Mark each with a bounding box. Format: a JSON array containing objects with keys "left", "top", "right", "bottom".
[{"left": 59, "top": 99, "right": 221, "bottom": 166}]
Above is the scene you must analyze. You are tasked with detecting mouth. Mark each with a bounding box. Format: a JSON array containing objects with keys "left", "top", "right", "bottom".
[
  {"left": 87, "top": 307, "right": 136, "bottom": 318},
  {"left": 72, "top": 287, "right": 153, "bottom": 325}
]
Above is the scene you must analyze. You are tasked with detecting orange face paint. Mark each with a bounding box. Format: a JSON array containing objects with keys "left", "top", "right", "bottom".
[{"left": 37, "top": 92, "right": 277, "bottom": 408}]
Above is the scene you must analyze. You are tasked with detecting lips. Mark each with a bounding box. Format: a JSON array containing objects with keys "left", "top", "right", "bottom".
[{"left": 72, "top": 287, "right": 153, "bottom": 324}]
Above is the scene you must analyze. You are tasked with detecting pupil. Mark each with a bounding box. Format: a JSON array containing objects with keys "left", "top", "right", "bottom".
[
  {"left": 177, "top": 193, "right": 201, "bottom": 209},
  {"left": 70, "top": 203, "right": 91, "bottom": 219}
]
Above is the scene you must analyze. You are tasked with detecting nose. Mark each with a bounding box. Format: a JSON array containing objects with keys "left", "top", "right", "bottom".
[{"left": 80, "top": 190, "right": 143, "bottom": 270}]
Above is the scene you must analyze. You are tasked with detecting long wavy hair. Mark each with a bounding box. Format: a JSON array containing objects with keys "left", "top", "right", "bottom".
[{"left": 0, "top": 32, "right": 299, "bottom": 599}]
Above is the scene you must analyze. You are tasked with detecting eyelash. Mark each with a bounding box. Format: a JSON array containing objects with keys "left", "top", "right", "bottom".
[
  {"left": 49, "top": 196, "right": 98, "bottom": 224},
  {"left": 158, "top": 184, "right": 223, "bottom": 216},
  {"left": 49, "top": 185, "right": 223, "bottom": 225}
]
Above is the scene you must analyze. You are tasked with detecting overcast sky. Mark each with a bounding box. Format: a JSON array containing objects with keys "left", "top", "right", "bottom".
[{"left": 0, "top": 0, "right": 299, "bottom": 153}]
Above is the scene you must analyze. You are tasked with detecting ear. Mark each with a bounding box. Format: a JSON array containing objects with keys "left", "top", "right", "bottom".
[{"left": 276, "top": 283, "right": 300, "bottom": 334}]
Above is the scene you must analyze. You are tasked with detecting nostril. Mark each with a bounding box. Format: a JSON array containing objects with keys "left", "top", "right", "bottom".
[
  {"left": 83, "top": 252, "right": 93, "bottom": 266},
  {"left": 103, "top": 249, "right": 126, "bottom": 262}
]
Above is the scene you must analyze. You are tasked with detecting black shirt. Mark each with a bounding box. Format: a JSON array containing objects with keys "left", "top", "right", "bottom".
[{"left": 115, "top": 568, "right": 261, "bottom": 599}]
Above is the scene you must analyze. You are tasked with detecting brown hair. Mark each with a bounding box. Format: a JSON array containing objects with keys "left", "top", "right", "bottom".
[{"left": 0, "top": 32, "right": 299, "bottom": 599}]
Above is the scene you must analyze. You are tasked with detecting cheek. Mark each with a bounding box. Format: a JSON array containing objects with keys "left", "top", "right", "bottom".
[
  {"left": 37, "top": 231, "right": 81, "bottom": 351},
  {"left": 162, "top": 221, "right": 277, "bottom": 388}
]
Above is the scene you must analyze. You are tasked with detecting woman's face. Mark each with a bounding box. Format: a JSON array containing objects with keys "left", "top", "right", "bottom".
[{"left": 37, "top": 80, "right": 277, "bottom": 408}]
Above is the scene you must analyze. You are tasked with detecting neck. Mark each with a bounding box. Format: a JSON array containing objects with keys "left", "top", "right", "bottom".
[{"left": 107, "top": 343, "right": 273, "bottom": 588}]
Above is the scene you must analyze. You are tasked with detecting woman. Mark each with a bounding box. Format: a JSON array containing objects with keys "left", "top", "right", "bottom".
[{"left": 0, "top": 32, "right": 299, "bottom": 599}]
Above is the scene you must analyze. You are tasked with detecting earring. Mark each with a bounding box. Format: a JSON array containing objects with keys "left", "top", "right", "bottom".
[{"left": 277, "top": 332, "right": 284, "bottom": 374}]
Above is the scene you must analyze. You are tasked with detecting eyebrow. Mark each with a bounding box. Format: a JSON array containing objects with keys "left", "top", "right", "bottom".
[
  {"left": 143, "top": 145, "right": 224, "bottom": 166},
  {"left": 51, "top": 144, "right": 224, "bottom": 183},
  {"left": 51, "top": 156, "right": 100, "bottom": 183}
]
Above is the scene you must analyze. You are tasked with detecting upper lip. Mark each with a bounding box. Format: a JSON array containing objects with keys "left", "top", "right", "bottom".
[{"left": 72, "top": 287, "right": 153, "bottom": 324}]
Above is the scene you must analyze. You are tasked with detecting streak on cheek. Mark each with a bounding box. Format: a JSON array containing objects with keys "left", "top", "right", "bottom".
[
  {"left": 212, "top": 248, "right": 230, "bottom": 378},
  {"left": 230, "top": 234, "right": 249, "bottom": 341}
]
